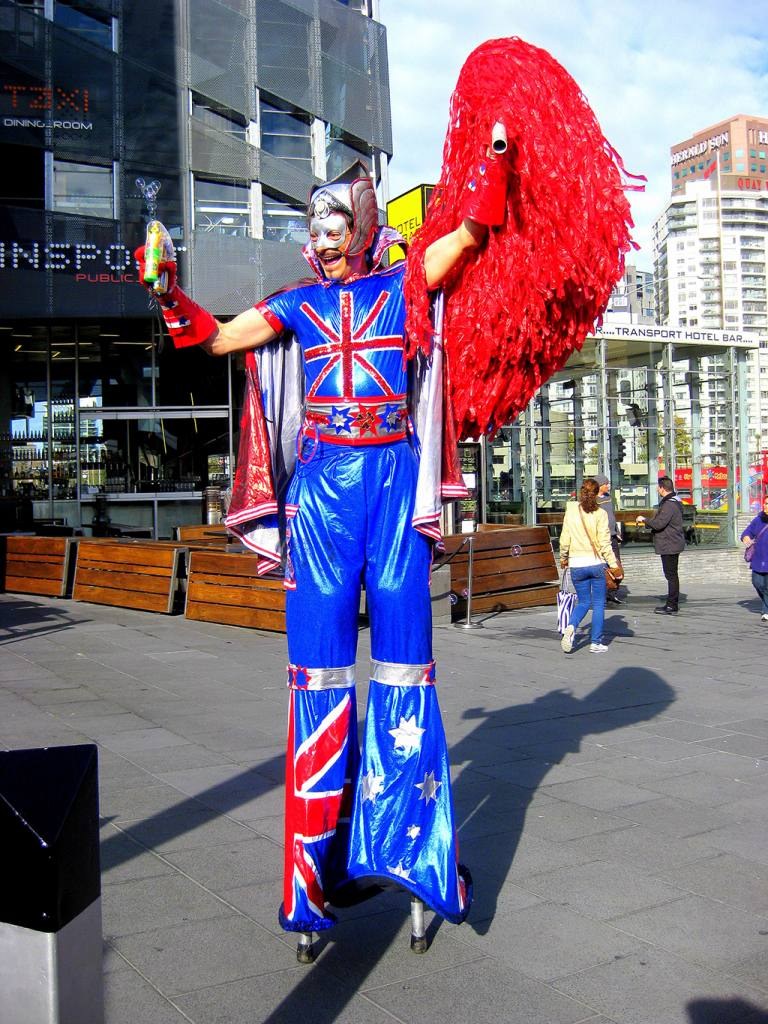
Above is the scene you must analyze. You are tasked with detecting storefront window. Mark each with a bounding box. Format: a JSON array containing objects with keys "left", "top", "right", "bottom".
[
  {"left": 76, "top": 415, "right": 226, "bottom": 497},
  {"left": 191, "top": 95, "right": 247, "bottom": 141},
  {"left": 0, "top": 327, "right": 78, "bottom": 527},
  {"left": 49, "top": 327, "right": 77, "bottom": 505},
  {"left": 486, "top": 427, "right": 524, "bottom": 526},
  {"left": 262, "top": 191, "right": 309, "bottom": 244},
  {"left": 480, "top": 329, "right": 747, "bottom": 549},
  {"left": 3, "top": 334, "right": 49, "bottom": 507},
  {"left": 53, "top": 160, "right": 114, "bottom": 220},
  {"left": 259, "top": 98, "right": 312, "bottom": 170},
  {"left": 193, "top": 178, "right": 250, "bottom": 237},
  {"left": 54, "top": 1, "right": 114, "bottom": 50},
  {"left": 78, "top": 333, "right": 153, "bottom": 409}
]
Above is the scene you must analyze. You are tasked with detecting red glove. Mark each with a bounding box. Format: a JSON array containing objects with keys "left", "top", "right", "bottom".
[
  {"left": 462, "top": 152, "right": 511, "bottom": 227},
  {"left": 134, "top": 246, "right": 217, "bottom": 349},
  {"left": 134, "top": 244, "right": 178, "bottom": 295}
]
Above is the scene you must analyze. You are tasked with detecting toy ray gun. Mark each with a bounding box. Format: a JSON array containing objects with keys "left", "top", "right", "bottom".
[{"left": 142, "top": 220, "right": 175, "bottom": 295}]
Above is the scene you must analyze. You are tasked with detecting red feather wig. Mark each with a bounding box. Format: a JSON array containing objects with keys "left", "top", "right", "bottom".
[{"left": 404, "top": 37, "right": 644, "bottom": 440}]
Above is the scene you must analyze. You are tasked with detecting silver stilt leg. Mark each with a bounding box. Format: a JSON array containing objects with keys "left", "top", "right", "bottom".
[
  {"left": 296, "top": 931, "right": 315, "bottom": 964},
  {"left": 409, "top": 896, "right": 427, "bottom": 953}
]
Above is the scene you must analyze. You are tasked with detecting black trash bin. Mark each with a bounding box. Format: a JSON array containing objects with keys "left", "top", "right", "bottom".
[{"left": 0, "top": 744, "right": 103, "bottom": 1024}]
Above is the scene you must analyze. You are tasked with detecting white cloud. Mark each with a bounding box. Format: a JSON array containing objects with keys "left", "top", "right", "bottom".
[{"left": 381, "top": 0, "right": 768, "bottom": 269}]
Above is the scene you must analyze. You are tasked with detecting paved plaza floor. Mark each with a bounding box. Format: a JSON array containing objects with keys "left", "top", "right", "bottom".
[{"left": 1, "top": 570, "right": 767, "bottom": 1024}]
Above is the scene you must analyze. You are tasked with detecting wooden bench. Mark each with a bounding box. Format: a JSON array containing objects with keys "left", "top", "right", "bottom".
[
  {"left": 0, "top": 535, "right": 77, "bottom": 598},
  {"left": 438, "top": 525, "right": 559, "bottom": 617},
  {"left": 174, "top": 523, "right": 231, "bottom": 547},
  {"left": 72, "top": 539, "right": 184, "bottom": 614},
  {"left": 185, "top": 549, "right": 286, "bottom": 632}
]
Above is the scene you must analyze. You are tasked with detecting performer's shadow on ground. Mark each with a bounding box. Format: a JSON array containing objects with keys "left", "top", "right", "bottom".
[
  {"left": 447, "top": 667, "right": 675, "bottom": 938},
  {"left": 252, "top": 668, "right": 675, "bottom": 1024},
  {"left": 99, "top": 666, "right": 674, "bottom": 1022},
  {"left": 687, "top": 997, "right": 768, "bottom": 1023}
]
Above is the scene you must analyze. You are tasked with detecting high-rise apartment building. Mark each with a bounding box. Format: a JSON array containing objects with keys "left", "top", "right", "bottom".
[
  {"left": 653, "top": 115, "right": 768, "bottom": 463},
  {"left": 604, "top": 264, "right": 656, "bottom": 324},
  {"left": 0, "top": 0, "right": 391, "bottom": 534}
]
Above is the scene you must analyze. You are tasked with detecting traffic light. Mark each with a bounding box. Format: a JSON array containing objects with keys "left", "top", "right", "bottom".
[{"left": 616, "top": 435, "right": 627, "bottom": 462}]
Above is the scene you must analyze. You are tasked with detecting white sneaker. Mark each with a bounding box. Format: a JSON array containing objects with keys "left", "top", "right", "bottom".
[
  {"left": 561, "top": 624, "right": 575, "bottom": 653},
  {"left": 590, "top": 642, "right": 608, "bottom": 653},
  {"left": 762, "top": 614, "right": 768, "bottom": 622}
]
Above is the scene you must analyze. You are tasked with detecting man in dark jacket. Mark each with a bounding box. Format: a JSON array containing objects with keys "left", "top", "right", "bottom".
[{"left": 636, "top": 476, "right": 685, "bottom": 614}]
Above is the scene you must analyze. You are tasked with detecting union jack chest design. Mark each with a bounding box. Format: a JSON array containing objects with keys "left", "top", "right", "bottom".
[{"left": 260, "top": 266, "right": 408, "bottom": 404}]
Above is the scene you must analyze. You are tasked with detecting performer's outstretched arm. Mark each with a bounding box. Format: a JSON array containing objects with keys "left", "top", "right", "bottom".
[
  {"left": 200, "top": 307, "right": 278, "bottom": 356},
  {"left": 423, "top": 218, "right": 487, "bottom": 289},
  {"left": 135, "top": 242, "right": 278, "bottom": 355},
  {"left": 208, "top": 214, "right": 490, "bottom": 343}
]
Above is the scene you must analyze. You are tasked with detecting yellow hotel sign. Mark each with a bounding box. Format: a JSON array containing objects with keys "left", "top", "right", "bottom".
[{"left": 385, "top": 184, "right": 434, "bottom": 262}]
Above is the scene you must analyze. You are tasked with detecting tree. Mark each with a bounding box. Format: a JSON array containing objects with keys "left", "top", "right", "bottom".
[
  {"left": 636, "top": 415, "right": 692, "bottom": 464},
  {"left": 674, "top": 416, "right": 693, "bottom": 461}
]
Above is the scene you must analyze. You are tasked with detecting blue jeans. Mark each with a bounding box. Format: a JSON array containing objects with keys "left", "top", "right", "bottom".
[
  {"left": 569, "top": 564, "right": 607, "bottom": 643},
  {"left": 752, "top": 570, "right": 768, "bottom": 614}
]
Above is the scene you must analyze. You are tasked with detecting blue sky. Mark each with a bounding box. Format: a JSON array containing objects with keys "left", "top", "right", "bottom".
[{"left": 381, "top": 0, "right": 768, "bottom": 269}]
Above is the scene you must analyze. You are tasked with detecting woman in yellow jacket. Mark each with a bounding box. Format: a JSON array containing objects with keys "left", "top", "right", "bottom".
[{"left": 559, "top": 478, "right": 620, "bottom": 653}]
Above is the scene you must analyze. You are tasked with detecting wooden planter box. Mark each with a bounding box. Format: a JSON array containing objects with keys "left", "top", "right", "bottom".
[
  {"left": 72, "top": 539, "right": 184, "bottom": 614},
  {"left": 0, "top": 536, "right": 76, "bottom": 598},
  {"left": 185, "top": 549, "right": 286, "bottom": 632}
]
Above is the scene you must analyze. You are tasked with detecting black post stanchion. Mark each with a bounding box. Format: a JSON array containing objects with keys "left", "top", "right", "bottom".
[{"left": 0, "top": 744, "right": 103, "bottom": 1024}]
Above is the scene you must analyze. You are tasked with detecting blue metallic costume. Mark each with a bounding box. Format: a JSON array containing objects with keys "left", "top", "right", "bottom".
[{"left": 257, "top": 262, "right": 470, "bottom": 934}]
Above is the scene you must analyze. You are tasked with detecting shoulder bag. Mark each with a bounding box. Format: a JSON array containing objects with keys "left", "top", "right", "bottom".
[{"left": 744, "top": 521, "right": 768, "bottom": 565}]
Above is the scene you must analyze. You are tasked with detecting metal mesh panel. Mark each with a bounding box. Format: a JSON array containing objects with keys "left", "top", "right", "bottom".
[
  {"left": 120, "top": 7, "right": 182, "bottom": 173},
  {"left": 50, "top": 24, "right": 116, "bottom": 156},
  {"left": 255, "top": 0, "right": 313, "bottom": 115},
  {"left": 319, "top": 3, "right": 372, "bottom": 73},
  {"left": 259, "top": 149, "right": 316, "bottom": 206},
  {"left": 319, "top": 10, "right": 391, "bottom": 151},
  {"left": 190, "top": 121, "right": 258, "bottom": 181},
  {"left": 191, "top": 232, "right": 307, "bottom": 314},
  {"left": 122, "top": 68, "right": 182, "bottom": 169},
  {"left": 321, "top": 59, "right": 390, "bottom": 152},
  {"left": 121, "top": 3, "right": 177, "bottom": 72},
  {"left": 188, "top": 0, "right": 250, "bottom": 113},
  {"left": 0, "top": 19, "right": 116, "bottom": 157},
  {"left": 257, "top": 236, "right": 312, "bottom": 295},
  {"left": 0, "top": 207, "right": 51, "bottom": 317},
  {"left": 255, "top": 0, "right": 391, "bottom": 152},
  {"left": 50, "top": 213, "right": 147, "bottom": 317}
]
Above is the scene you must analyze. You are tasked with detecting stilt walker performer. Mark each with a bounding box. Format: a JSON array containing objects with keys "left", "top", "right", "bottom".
[{"left": 135, "top": 36, "right": 641, "bottom": 962}]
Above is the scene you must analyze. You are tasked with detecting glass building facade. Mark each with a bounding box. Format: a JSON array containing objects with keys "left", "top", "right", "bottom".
[
  {"left": 0, "top": 0, "right": 391, "bottom": 536},
  {"left": 472, "top": 325, "right": 761, "bottom": 548}
]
